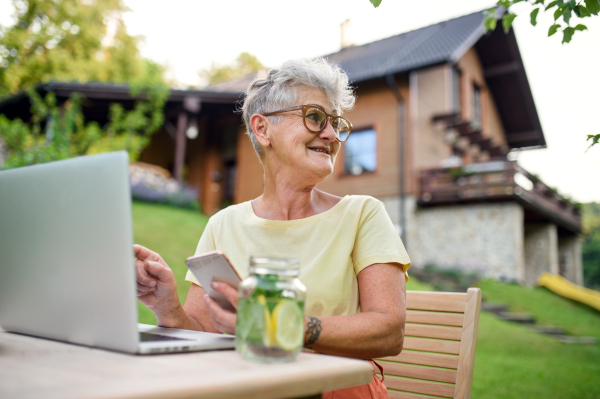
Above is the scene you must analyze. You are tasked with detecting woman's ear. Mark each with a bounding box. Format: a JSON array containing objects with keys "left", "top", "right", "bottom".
[{"left": 250, "top": 114, "right": 270, "bottom": 148}]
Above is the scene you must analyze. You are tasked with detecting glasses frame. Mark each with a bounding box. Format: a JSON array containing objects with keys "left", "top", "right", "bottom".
[{"left": 262, "top": 104, "right": 353, "bottom": 143}]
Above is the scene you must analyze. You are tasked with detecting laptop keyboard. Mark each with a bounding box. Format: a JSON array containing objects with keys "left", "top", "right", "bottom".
[{"left": 139, "top": 332, "right": 192, "bottom": 342}]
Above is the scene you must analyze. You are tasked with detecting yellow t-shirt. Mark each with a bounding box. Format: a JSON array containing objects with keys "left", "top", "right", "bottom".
[{"left": 185, "top": 195, "right": 410, "bottom": 317}]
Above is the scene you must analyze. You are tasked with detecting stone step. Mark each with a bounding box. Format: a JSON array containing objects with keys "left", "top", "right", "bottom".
[
  {"left": 481, "top": 302, "right": 509, "bottom": 314},
  {"left": 497, "top": 312, "right": 535, "bottom": 324},
  {"left": 554, "top": 336, "right": 598, "bottom": 344},
  {"left": 533, "top": 325, "right": 567, "bottom": 336}
]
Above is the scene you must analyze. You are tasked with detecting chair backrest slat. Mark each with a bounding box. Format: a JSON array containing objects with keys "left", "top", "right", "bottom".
[
  {"left": 406, "top": 310, "right": 464, "bottom": 326},
  {"left": 405, "top": 324, "right": 462, "bottom": 340},
  {"left": 382, "top": 350, "right": 459, "bottom": 369},
  {"left": 377, "top": 288, "right": 482, "bottom": 399},
  {"left": 406, "top": 291, "right": 467, "bottom": 312},
  {"left": 402, "top": 336, "right": 461, "bottom": 355},
  {"left": 380, "top": 362, "right": 457, "bottom": 383},
  {"left": 384, "top": 376, "right": 456, "bottom": 398}
]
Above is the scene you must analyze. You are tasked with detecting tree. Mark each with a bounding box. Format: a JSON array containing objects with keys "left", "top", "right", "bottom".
[
  {"left": 199, "top": 52, "right": 266, "bottom": 86},
  {"left": 0, "top": 0, "right": 146, "bottom": 98},
  {"left": 582, "top": 203, "right": 600, "bottom": 289},
  {"left": 0, "top": 0, "right": 170, "bottom": 167}
]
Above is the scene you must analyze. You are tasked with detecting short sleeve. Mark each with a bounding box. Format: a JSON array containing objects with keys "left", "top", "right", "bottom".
[
  {"left": 184, "top": 219, "right": 217, "bottom": 286},
  {"left": 351, "top": 200, "right": 411, "bottom": 281}
]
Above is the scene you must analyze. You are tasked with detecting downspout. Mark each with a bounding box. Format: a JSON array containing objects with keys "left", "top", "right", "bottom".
[{"left": 385, "top": 74, "right": 407, "bottom": 247}]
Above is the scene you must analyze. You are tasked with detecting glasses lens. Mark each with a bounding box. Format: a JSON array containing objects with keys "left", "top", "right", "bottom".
[
  {"left": 334, "top": 118, "right": 351, "bottom": 141},
  {"left": 304, "top": 107, "right": 327, "bottom": 132}
]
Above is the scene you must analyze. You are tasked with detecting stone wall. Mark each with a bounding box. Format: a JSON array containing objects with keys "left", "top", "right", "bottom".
[
  {"left": 558, "top": 234, "right": 583, "bottom": 285},
  {"left": 523, "top": 223, "right": 559, "bottom": 286},
  {"left": 379, "top": 196, "right": 525, "bottom": 281}
]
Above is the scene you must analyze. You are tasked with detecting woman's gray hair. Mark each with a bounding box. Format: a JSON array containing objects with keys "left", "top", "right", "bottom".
[{"left": 241, "top": 58, "right": 356, "bottom": 160}]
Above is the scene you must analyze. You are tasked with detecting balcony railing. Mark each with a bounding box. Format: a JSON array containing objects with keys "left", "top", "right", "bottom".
[{"left": 419, "top": 161, "right": 581, "bottom": 233}]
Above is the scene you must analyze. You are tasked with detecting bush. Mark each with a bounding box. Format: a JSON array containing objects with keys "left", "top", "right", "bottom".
[
  {"left": 130, "top": 162, "right": 200, "bottom": 211},
  {"left": 409, "top": 263, "right": 481, "bottom": 292}
]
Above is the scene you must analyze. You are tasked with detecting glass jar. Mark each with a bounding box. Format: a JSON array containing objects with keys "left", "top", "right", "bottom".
[{"left": 235, "top": 257, "right": 306, "bottom": 362}]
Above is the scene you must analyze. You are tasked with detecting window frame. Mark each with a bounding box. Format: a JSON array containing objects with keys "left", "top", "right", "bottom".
[{"left": 341, "top": 125, "right": 379, "bottom": 177}]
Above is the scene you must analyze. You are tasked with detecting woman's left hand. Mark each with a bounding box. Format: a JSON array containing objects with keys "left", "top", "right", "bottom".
[{"left": 203, "top": 281, "right": 238, "bottom": 334}]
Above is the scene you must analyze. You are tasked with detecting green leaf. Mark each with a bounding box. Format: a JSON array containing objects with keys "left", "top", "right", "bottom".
[
  {"left": 554, "top": 6, "right": 567, "bottom": 20},
  {"left": 557, "top": 0, "right": 565, "bottom": 5},
  {"left": 534, "top": 0, "right": 545, "bottom": 4},
  {"left": 566, "top": 0, "right": 577, "bottom": 9},
  {"left": 484, "top": 16, "right": 498, "bottom": 32},
  {"left": 502, "top": 13, "right": 517, "bottom": 32},
  {"left": 563, "top": 9, "right": 572, "bottom": 24},
  {"left": 369, "top": 0, "right": 382, "bottom": 7},
  {"left": 498, "top": 0, "right": 511, "bottom": 8},
  {"left": 574, "top": 24, "right": 588, "bottom": 31},
  {"left": 545, "top": 0, "right": 559, "bottom": 10},
  {"left": 577, "top": 4, "right": 592, "bottom": 16},
  {"left": 585, "top": 0, "right": 600, "bottom": 15},
  {"left": 530, "top": 8, "right": 540, "bottom": 25},
  {"left": 562, "top": 26, "right": 575, "bottom": 42},
  {"left": 586, "top": 134, "right": 600, "bottom": 151},
  {"left": 548, "top": 23, "right": 561, "bottom": 36}
]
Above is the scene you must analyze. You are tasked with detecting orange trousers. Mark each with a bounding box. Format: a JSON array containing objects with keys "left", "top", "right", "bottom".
[{"left": 322, "top": 360, "right": 388, "bottom": 399}]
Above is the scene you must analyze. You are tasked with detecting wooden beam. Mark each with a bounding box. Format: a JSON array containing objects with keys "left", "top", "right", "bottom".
[
  {"left": 484, "top": 61, "right": 521, "bottom": 78},
  {"left": 432, "top": 113, "right": 459, "bottom": 123},
  {"left": 174, "top": 111, "right": 188, "bottom": 181},
  {"left": 505, "top": 130, "right": 542, "bottom": 143}
]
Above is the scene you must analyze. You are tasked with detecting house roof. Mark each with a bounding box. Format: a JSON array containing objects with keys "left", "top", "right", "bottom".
[
  {"left": 323, "top": 9, "right": 545, "bottom": 149},
  {"left": 325, "top": 10, "right": 488, "bottom": 83},
  {"left": 0, "top": 81, "right": 243, "bottom": 124}
]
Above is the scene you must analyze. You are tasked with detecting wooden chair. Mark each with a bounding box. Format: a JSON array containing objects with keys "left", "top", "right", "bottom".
[{"left": 376, "top": 288, "right": 482, "bottom": 399}]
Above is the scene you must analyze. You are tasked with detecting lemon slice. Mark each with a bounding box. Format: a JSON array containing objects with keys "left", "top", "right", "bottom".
[
  {"left": 257, "top": 295, "right": 275, "bottom": 347},
  {"left": 272, "top": 299, "right": 304, "bottom": 351}
]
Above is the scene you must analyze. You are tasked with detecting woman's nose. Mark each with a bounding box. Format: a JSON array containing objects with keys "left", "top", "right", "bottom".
[{"left": 318, "top": 118, "right": 338, "bottom": 142}]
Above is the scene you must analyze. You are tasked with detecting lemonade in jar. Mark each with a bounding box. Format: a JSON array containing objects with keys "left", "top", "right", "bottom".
[{"left": 235, "top": 257, "right": 306, "bottom": 362}]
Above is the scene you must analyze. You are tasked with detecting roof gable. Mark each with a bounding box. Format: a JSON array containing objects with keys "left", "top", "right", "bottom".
[{"left": 325, "top": 10, "right": 487, "bottom": 83}]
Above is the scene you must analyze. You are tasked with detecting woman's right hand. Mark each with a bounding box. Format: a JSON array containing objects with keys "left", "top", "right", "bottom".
[{"left": 134, "top": 244, "right": 179, "bottom": 313}]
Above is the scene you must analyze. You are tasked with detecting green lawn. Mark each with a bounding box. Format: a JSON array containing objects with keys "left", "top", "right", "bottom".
[
  {"left": 132, "top": 202, "right": 600, "bottom": 398},
  {"left": 132, "top": 201, "right": 209, "bottom": 324}
]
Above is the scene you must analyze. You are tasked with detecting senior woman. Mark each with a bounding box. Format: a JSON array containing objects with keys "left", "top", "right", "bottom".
[{"left": 134, "top": 58, "right": 410, "bottom": 398}]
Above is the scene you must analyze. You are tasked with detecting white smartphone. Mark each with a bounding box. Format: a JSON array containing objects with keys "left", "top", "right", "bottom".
[{"left": 185, "top": 251, "right": 242, "bottom": 312}]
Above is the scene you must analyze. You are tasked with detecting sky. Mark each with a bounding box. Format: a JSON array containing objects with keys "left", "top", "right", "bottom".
[{"left": 1, "top": 0, "right": 599, "bottom": 202}]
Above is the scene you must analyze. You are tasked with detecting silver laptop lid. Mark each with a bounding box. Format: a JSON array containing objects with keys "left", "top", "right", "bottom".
[{"left": 0, "top": 151, "right": 139, "bottom": 353}]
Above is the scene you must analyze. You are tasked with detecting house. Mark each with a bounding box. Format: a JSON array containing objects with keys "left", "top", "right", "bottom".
[{"left": 0, "top": 10, "right": 582, "bottom": 286}]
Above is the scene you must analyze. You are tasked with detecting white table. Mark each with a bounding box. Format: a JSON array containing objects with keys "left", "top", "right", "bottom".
[{"left": 0, "top": 331, "right": 372, "bottom": 399}]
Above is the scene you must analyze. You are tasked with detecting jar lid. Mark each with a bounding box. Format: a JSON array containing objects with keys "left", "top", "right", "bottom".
[{"left": 250, "top": 256, "right": 299, "bottom": 277}]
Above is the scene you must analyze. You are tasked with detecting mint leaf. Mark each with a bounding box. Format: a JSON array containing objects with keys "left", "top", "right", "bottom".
[
  {"left": 562, "top": 26, "right": 575, "bottom": 43},
  {"left": 531, "top": 8, "right": 540, "bottom": 25},
  {"left": 548, "top": 23, "right": 561, "bottom": 36},
  {"left": 369, "top": 0, "right": 382, "bottom": 8},
  {"left": 503, "top": 13, "right": 517, "bottom": 32},
  {"left": 585, "top": 0, "right": 600, "bottom": 15},
  {"left": 574, "top": 24, "right": 588, "bottom": 31}
]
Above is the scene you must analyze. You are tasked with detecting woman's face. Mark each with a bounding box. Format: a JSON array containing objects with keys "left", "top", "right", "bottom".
[{"left": 266, "top": 86, "right": 341, "bottom": 182}]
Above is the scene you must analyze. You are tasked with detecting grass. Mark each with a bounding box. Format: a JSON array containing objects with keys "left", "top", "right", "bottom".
[
  {"left": 132, "top": 201, "right": 209, "bottom": 324},
  {"left": 131, "top": 202, "right": 600, "bottom": 398}
]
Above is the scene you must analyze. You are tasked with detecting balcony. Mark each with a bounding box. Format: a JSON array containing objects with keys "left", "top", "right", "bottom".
[{"left": 419, "top": 161, "right": 581, "bottom": 233}]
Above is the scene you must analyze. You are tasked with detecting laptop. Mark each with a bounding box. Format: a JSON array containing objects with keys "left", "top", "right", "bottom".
[{"left": 0, "top": 151, "right": 235, "bottom": 354}]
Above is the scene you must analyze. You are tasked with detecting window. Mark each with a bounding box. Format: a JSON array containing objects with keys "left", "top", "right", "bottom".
[
  {"left": 472, "top": 84, "right": 482, "bottom": 130},
  {"left": 344, "top": 128, "right": 377, "bottom": 175},
  {"left": 452, "top": 67, "right": 461, "bottom": 114}
]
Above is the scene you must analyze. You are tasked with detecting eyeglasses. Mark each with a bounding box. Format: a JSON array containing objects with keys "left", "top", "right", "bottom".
[{"left": 262, "top": 104, "right": 353, "bottom": 142}]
